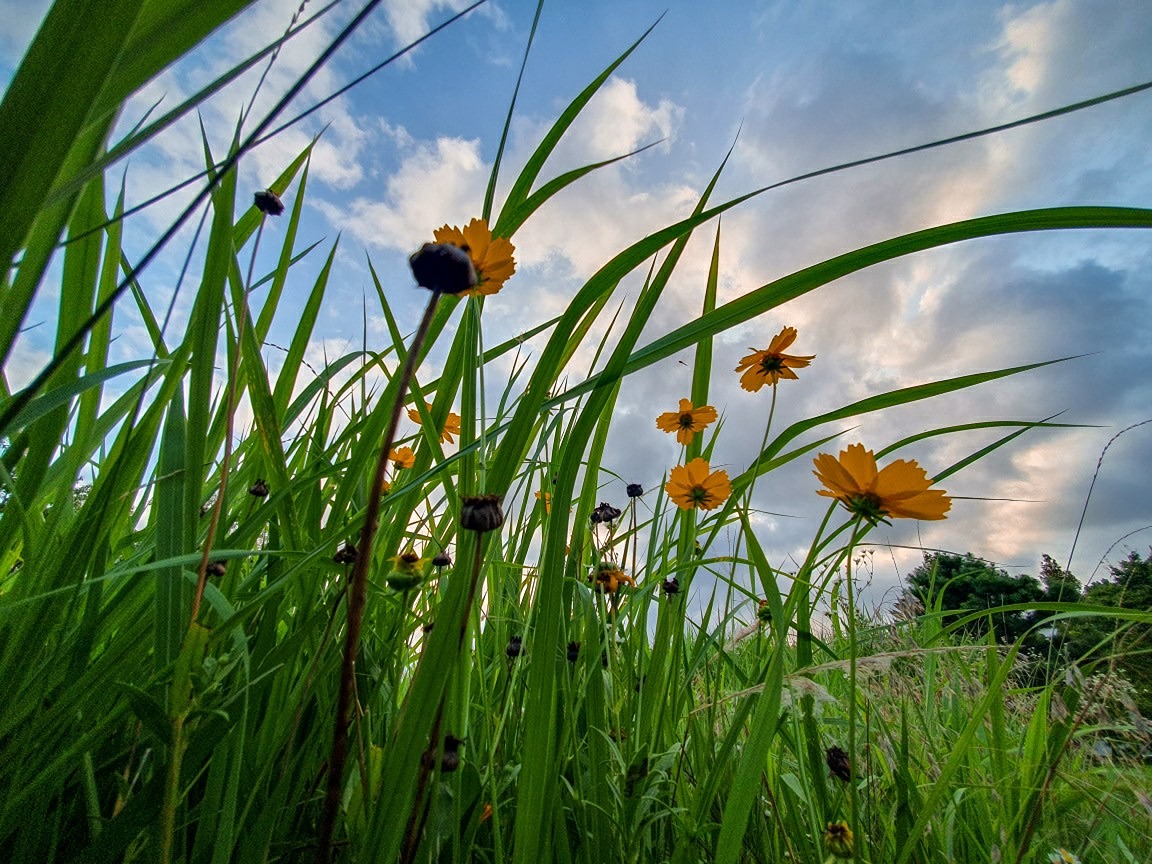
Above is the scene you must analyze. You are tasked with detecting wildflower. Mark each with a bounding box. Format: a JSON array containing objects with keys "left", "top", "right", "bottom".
[
  {"left": 386, "top": 551, "right": 426, "bottom": 591},
  {"left": 409, "top": 242, "right": 477, "bottom": 294},
  {"left": 826, "top": 745, "right": 851, "bottom": 783},
  {"left": 665, "top": 458, "right": 732, "bottom": 511},
  {"left": 408, "top": 402, "right": 462, "bottom": 444},
  {"left": 433, "top": 217, "right": 516, "bottom": 296},
  {"left": 655, "top": 398, "right": 719, "bottom": 445},
  {"left": 253, "top": 189, "right": 284, "bottom": 216},
  {"left": 735, "top": 326, "right": 814, "bottom": 391},
  {"left": 535, "top": 490, "right": 551, "bottom": 513},
  {"left": 591, "top": 562, "right": 635, "bottom": 594},
  {"left": 460, "top": 495, "right": 505, "bottom": 533},
  {"left": 590, "top": 501, "right": 622, "bottom": 525},
  {"left": 813, "top": 443, "right": 951, "bottom": 523},
  {"left": 389, "top": 446, "right": 416, "bottom": 470},
  {"left": 1048, "top": 850, "right": 1082, "bottom": 864},
  {"left": 248, "top": 478, "right": 269, "bottom": 498},
  {"left": 333, "top": 542, "right": 358, "bottom": 565},
  {"left": 824, "top": 821, "right": 854, "bottom": 859},
  {"left": 661, "top": 576, "right": 680, "bottom": 596},
  {"left": 506, "top": 635, "right": 523, "bottom": 660},
  {"left": 480, "top": 803, "right": 493, "bottom": 823},
  {"left": 567, "top": 641, "right": 580, "bottom": 663},
  {"left": 432, "top": 550, "right": 452, "bottom": 568},
  {"left": 626, "top": 482, "right": 644, "bottom": 498}
]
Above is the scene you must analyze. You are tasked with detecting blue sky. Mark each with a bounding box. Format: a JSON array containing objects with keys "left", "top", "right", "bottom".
[{"left": 4, "top": 0, "right": 1152, "bottom": 607}]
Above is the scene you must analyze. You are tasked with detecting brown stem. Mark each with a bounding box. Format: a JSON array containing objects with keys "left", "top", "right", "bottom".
[
  {"left": 190, "top": 218, "right": 265, "bottom": 624},
  {"left": 399, "top": 533, "right": 487, "bottom": 863},
  {"left": 316, "top": 289, "right": 442, "bottom": 864}
]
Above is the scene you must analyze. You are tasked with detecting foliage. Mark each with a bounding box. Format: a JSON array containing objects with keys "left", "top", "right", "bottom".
[
  {"left": 1, "top": 3, "right": 1151, "bottom": 864},
  {"left": 907, "top": 552, "right": 1048, "bottom": 646},
  {"left": 1065, "top": 549, "right": 1152, "bottom": 712}
]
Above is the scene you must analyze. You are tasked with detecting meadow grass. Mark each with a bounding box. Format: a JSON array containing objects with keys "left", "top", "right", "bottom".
[{"left": 2, "top": 3, "right": 1151, "bottom": 863}]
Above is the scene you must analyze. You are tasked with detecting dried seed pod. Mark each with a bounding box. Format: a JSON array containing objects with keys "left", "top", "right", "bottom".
[
  {"left": 826, "top": 745, "right": 852, "bottom": 783},
  {"left": 432, "top": 550, "right": 452, "bottom": 568},
  {"left": 590, "top": 501, "right": 622, "bottom": 525},
  {"left": 460, "top": 494, "right": 504, "bottom": 533},
  {"left": 661, "top": 576, "right": 680, "bottom": 596},
  {"left": 253, "top": 189, "right": 284, "bottom": 216},
  {"left": 505, "top": 635, "right": 523, "bottom": 660},
  {"left": 206, "top": 561, "right": 227, "bottom": 578},
  {"left": 626, "top": 483, "right": 644, "bottom": 498},
  {"left": 333, "top": 542, "right": 358, "bottom": 565},
  {"left": 409, "top": 242, "right": 477, "bottom": 295},
  {"left": 248, "top": 478, "right": 269, "bottom": 498},
  {"left": 566, "top": 641, "right": 580, "bottom": 663}
]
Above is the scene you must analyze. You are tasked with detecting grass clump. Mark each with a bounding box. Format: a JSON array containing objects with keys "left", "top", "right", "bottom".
[{"left": 2, "top": 4, "right": 1151, "bottom": 863}]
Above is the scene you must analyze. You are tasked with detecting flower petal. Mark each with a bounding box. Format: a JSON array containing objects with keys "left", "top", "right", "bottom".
[
  {"left": 839, "top": 444, "right": 878, "bottom": 491},
  {"left": 768, "top": 326, "right": 797, "bottom": 353}
]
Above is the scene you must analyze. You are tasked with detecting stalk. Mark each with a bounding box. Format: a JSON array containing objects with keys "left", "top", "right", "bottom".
[{"left": 316, "top": 288, "right": 443, "bottom": 864}]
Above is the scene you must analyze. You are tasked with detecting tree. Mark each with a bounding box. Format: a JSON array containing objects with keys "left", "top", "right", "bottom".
[
  {"left": 1064, "top": 549, "right": 1152, "bottom": 712},
  {"left": 905, "top": 552, "right": 1050, "bottom": 647}
]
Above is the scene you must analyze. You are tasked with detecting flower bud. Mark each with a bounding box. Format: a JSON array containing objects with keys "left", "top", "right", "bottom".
[{"left": 386, "top": 551, "right": 425, "bottom": 591}]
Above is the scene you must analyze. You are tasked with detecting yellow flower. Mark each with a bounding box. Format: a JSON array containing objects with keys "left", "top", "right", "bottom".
[
  {"left": 535, "top": 490, "right": 551, "bottom": 513},
  {"left": 823, "top": 821, "right": 854, "bottom": 859},
  {"left": 433, "top": 217, "right": 516, "bottom": 296},
  {"left": 408, "top": 402, "right": 463, "bottom": 444},
  {"left": 655, "top": 398, "right": 719, "bottom": 445},
  {"left": 389, "top": 446, "right": 415, "bottom": 470},
  {"left": 665, "top": 458, "right": 732, "bottom": 511},
  {"left": 591, "top": 563, "right": 635, "bottom": 594},
  {"left": 734, "top": 326, "right": 814, "bottom": 391},
  {"left": 813, "top": 443, "right": 951, "bottom": 523}
]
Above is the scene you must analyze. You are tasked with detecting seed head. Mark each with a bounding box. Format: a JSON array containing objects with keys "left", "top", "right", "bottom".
[
  {"left": 626, "top": 483, "right": 644, "bottom": 498},
  {"left": 333, "top": 542, "right": 358, "bottom": 565},
  {"left": 590, "top": 501, "right": 622, "bottom": 525},
  {"left": 253, "top": 189, "right": 284, "bottom": 216},
  {"left": 409, "top": 242, "right": 477, "bottom": 295},
  {"left": 248, "top": 478, "right": 269, "bottom": 498},
  {"left": 506, "top": 635, "right": 523, "bottom": 660},
  {"left": 826, "top": 745, "right": 852, "bottom": 783},
  {"left": 460, "top": 494, "right": 504, "bottom": 533}
]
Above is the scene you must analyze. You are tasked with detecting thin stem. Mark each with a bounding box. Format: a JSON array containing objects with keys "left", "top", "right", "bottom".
[
  {"left": 316, "top": 288, "right": 442, "bottom": 864},
  {"left": 190, "top": 217, "right": 265, "bottom": 624},
  {"left": 845, "top": 518, "right": 863, "bottom": 859}
]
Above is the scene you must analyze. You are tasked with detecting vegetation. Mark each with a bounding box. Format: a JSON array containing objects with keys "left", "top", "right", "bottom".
[{"left": 2, "top": 3, "right": 1151, "bottom": 864}]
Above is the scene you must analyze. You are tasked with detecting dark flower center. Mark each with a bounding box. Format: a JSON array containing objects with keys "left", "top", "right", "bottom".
[
  {"left": 759, "top": 355, "right": 784, "bottom": 373},
  {"left": 690, "top": 485, "right": 709, "bottom": 504},
  {"left": 679, "top": 412, "right": 694, "bottom": 427},
  {"left": 845, "top": 493, "right": 888, "bottom": 524}
]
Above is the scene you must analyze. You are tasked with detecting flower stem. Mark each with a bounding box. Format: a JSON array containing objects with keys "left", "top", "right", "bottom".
[{"left": 316, "top": 288, "right": 442, "bottom": 864}]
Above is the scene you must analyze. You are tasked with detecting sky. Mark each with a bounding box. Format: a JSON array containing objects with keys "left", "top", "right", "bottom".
[{"left": 3, "top": 0, "right": 1152, "bottom": 611}]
